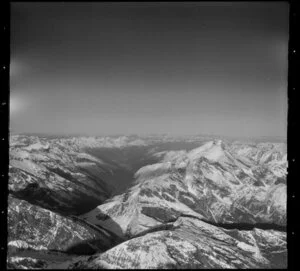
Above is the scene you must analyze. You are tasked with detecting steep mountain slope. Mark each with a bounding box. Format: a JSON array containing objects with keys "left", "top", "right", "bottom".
[
  {"left": 7, "top": 195, "right": 119, "bottom": 269},
  {"left": 80, "top": 140, "right": 287, "bottom": 238},
  {"left": 9, "top": 135, "right": 118, "bottom": 214},
  {"left": 49, "top": 216, "right": 286, "bottom": 269}
]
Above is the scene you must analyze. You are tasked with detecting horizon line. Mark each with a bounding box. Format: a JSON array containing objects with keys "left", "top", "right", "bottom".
[{"left": 9, "top": 131, "right": 287, "bottom": 141}]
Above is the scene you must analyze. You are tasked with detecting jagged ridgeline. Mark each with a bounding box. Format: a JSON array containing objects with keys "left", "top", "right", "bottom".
[{"left": 8, "top": 135, "right": 287, "bottom": 269}]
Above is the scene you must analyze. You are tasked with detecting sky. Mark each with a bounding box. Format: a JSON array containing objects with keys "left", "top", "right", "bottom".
[{"left": 10, "top": 2, "right": 289, "bottom": 138}]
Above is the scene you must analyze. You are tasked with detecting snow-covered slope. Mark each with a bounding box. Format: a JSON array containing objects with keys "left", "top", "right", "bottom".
[
  {"left": 49, "top": 216, "right": 286, "bottom": 269},
  {"left": 8, "top": 135, "right": 287, "bottom": 269},
  {"left": 80, "top": 140, "right": 287, "bottom": 238},
  {"left": 7, "top": 195, "right": 118, "bottom": 267},
  {"left": 9, "top": 135, "right": 117, "bottom": 214}
]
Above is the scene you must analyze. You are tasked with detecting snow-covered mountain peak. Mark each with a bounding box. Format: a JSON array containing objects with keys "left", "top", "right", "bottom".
[{"left": 187, "top": 140, "right": 228, "bottom": 162}]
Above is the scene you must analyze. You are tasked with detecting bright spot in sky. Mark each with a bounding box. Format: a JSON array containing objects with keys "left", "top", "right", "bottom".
[
  {"left": 10, "top": 59, "right": 27, "bottom": 78},
  {"left": 10, "top": 95, "right": 26, "bottom": 115}
]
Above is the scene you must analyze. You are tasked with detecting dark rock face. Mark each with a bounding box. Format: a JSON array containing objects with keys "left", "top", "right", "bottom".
[{"left": 141, "top": 206, "right": 182, "bottom": 222}]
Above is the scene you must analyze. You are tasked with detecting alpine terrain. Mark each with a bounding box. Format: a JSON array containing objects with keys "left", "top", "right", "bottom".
[{"left": 7, "top": 134, "right": 287, "bottom": 269}]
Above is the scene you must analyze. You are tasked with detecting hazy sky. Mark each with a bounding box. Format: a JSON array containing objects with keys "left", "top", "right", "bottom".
[{"left": 10, "top": 2, "right": 289, "bottom": 138}]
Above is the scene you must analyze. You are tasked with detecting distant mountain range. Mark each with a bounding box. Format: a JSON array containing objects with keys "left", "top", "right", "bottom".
[
  {"left": 10, "top": 132, "right": 287, "bottom": 142},
  {"left": 8, "top": 134, "right": 287, "bottom": 269}
]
